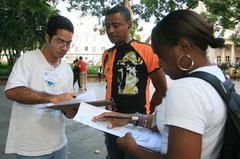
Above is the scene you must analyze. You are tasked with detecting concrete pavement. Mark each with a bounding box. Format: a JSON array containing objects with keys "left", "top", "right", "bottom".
[
  {"left": 0, "top": 82, "right": 108, "bottom": 159},
  {"left": 1, "top": 80, "right": 240, "bottom": 159}
]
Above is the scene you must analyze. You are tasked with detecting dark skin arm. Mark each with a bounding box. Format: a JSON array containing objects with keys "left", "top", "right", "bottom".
[
  {"left": 5, "top": 86, "right": 78, "bottom": 118},
  {"left": 150, "top": 68, "right": 167, "bottom": 113},
  {"left": 93, "top": 112, "right": 157, "bottom": 131},
  {"left": 92, "top": 112, "right": 133, "bottom": 128},
  {"left": 93, "top": 112, "right": 202, "bottom": 158},
  {"left": 117, "top": 126, "right": 202, "bottom": 159}
]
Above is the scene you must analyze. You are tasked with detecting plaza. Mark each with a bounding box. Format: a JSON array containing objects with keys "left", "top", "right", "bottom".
[
  {"left": 0, "top": 82, "right": 108, "bottom": 159},
  {"left": 1, "top": 80, "right": 240, "bottom": 159}
]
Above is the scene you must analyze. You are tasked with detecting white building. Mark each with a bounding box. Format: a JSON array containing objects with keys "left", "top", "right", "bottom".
[
  {"left": 64, "top": 16, "right": 112, "bottom": 65},
  {"left": 207, "top": 41, "right": 240, "bottom": 65}
]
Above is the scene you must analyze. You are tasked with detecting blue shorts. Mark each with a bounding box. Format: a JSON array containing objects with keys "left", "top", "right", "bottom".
[{"left": 14, "top": 145, "right": 68, "bottom": 159}]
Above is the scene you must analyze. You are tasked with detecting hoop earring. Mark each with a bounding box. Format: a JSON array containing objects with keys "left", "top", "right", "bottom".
[{"left": 177, "top": 54, "right": 194, "bottom": 71}]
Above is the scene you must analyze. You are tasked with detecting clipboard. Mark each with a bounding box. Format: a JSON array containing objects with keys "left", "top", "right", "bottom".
[{"left": 46, "top": 99, "right": 114, "bottom": 111}]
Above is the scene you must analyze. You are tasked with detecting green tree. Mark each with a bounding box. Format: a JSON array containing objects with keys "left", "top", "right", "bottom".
[
  {"left": 67, "top": 0, "right": 240, "bottom": 44},
  {"left": 68, "top": 0, "right": 142, "bottom": 40},
  {"left": 0, "top": 0, "right": 58, "bottom": 65},
  {"left": 203, "top": 0, "right": 240, "bottom": 45}
]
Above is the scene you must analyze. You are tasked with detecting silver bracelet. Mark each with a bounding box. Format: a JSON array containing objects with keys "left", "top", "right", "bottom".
[{"left": 143, "top": 116, "right": 148, "bottom": 128}]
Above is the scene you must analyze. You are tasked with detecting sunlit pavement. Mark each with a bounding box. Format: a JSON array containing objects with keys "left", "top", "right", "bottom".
[{"left": 1, "top": 79, "right": 240, "bottom": 159}]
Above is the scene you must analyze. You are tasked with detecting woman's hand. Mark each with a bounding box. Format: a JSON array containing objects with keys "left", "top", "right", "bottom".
[
  {"left": 117, "top": 132, "right": 138, "bottom": 153},
  {"left": 92, "top": 112, "right": 133, "bottom": 128}
]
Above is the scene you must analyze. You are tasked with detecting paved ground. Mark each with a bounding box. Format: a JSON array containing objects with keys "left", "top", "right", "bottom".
[
  {"left": 0, "top": 82, "right": 108, "bottom": 159},
  {"left": 1, "top": 79, "right": 240, "bottom": 159}
]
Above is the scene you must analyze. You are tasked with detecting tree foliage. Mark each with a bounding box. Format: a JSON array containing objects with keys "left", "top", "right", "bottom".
[
  {"left": 0, "top": 0, "right": 58, "bottom": 65},
  {"left": 203, "top": 0, "right": 240, "bottom": 44},
  {"left": 67, "top": 0, "right": 240, "bottom": 44},
  {"left": 204, "top": 0, "right": 240, "bottom": 30},
  {"left": 67, "top": 0, "right": 143, "bottom": 39}
]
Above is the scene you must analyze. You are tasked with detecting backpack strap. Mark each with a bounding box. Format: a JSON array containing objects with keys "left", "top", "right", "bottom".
[
  {"left": 184, "top": 71, "right": 230, "bottom": 104},
  {"left": 186, "top": 71, "right": 240, "bottom": 159}
]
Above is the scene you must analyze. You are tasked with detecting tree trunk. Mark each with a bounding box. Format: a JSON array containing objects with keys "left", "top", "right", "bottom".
[
  {"left": 145, "top": 35, "right": 151, "bottom": 44},
  {"left": 0, "top": 49, "right": 2, "bottom": 60},
  {"left": 3, "top": 50, "right": 11, "bottom": 65},
  {"left": 124, "top": 0, "right": 133, "bottom": 16}
]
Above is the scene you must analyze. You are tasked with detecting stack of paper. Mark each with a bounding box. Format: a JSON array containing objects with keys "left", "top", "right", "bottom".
[{"left": 73, "top": 102, "right": 162, "bottom": 152}]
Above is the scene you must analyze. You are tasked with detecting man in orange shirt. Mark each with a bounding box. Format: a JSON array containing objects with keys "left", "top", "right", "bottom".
[
  {"left": 101, "top": 6, "right": 167, "bottom": 159},
  {"left": 78, "top": 56, "right": 87, "bottom": 91}
]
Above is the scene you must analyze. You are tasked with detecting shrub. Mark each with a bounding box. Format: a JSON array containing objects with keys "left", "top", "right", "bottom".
[
  {"left": 87, "top": 66, "right": 99, "bottom": 74},
  {"left": 0, "top": 63, "right": 13, "bottom": 76}
]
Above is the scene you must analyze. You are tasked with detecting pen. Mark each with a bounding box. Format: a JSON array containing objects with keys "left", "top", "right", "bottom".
[{"left": 104, "top": 116, "right": 139, "bottom": 121}]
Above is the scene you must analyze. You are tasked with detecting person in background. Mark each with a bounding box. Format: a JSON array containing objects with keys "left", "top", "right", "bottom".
[
  {"left": 72, "top": 58, "right": 80, "bottom": 90},
  {"left": 101, "top": 5, "right": 167, "bottom": 159},
  {"left": 78, "top": 56, "right": 87, "bottom": 91},
  {"left": 4, "top": 15, "right": 77, "bottom": 159},
  {"left": 97, "top": 66, "right": 104, "bottom": 82},
  {"left": 94, "top": 9, "right": 227, "bottom": 159}
]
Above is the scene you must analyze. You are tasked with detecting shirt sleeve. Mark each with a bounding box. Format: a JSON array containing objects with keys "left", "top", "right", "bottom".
[
  {"left": 163, "top": 82, "right": 208, "bottom": 134},
  {"left": 147, "top": 52, "right": 160, "bottom": 74},
  {"left": 5, "top": 54, "right": 32, "bottom": 91},
  {"left": 133, "top": 42, "right": 160, "bottom": 74}
]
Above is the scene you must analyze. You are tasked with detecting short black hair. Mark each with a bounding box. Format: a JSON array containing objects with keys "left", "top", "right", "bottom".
[
  {"left": 79, "top": 56, "right": 83, "bottom": 60},
  {"left": 46, "top": 15, "right": 74, "bottom": 40},
  {"left": 106, "top": 6, "right": 131, "bottom": 22}
]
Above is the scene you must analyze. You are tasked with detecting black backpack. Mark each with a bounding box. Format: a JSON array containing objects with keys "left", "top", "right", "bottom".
[{"left": 185, "top": 71, "right": 240, "bottom": 159}]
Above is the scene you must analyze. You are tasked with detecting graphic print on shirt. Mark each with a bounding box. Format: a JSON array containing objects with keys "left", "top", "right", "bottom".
[
  {"left": 44, "top": 69, "right": 62, "bottom": 94},
  {"left": 116, "top": 51, "right": 143, "bottom": 95}
]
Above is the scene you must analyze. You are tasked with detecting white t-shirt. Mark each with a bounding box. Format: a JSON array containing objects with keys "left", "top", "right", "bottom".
[
  {"left": 155, "top": 65, "right": 227, "bottom": 159},
  {"left": 5, "top": 49, "right": 73, "bottom": 156}
]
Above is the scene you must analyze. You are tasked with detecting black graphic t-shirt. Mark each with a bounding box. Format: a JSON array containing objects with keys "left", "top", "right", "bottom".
[{"left": 112, "top": 44, "right": 148, "bottom": 113}]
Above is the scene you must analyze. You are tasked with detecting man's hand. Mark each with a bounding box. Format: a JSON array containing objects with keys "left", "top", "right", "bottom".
[
  {"left": 62, "top": 107, "right": 79, "bottom": 119},
  {"left": 5, "top": 86, "right": 77, "bottom": 105},
  {"left": 51, "top": 93, "right": 78, "bottom": 118},
  {"left": 50, "top": 93, "right": 76, "bottom": 104}
]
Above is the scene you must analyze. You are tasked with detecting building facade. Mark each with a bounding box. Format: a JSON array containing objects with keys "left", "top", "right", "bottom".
[
  {"left": 207, "top": 40, "right": 240, "bottom": 65},
  {"left": 64, "top": 16, "right": 112, "bottom": 65}
]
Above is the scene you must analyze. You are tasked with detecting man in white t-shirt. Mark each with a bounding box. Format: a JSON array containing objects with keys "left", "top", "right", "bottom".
[{"left": 4, "top": 15, "right": 76, "bottom": 159}]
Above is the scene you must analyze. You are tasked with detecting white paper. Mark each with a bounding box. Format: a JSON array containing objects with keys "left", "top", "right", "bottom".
[
  {"left": 47, "top": 91, "right": 97, "bottom": 107},
  {"left": 76, "top": 91, "right": 97, "bottom": 101},
  {"left": 73, "top": 102, "right": 162, "bottom": 152}
]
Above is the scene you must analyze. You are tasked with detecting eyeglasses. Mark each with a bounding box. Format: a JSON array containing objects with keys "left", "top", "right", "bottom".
[{"left": 55, "top": 38, "right": 72, "bottom": 48}]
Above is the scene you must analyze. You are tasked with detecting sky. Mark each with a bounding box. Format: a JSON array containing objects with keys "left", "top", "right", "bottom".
[{"left": 56, "top": 1, "right": 155, "bottom": 37}]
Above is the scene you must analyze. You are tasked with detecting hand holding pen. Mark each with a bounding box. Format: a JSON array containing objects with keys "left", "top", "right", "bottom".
[{"left": 92, "top": 112, "right": 137, "bottom": 128}]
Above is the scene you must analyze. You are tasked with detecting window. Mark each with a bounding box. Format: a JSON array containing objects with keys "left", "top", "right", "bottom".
[
  {"left": 226, "top": 56, "right": 230, "bottom": 62},
  {"left": 236, "top": 57, "right": 240, "bottom": 64},
  {"left": 92, "top": 47, "right": 96, "bottom": 52},
  {"left": 217, "top": 56, "right": 221, "bottom": 63},
  {"left": 101, "top": 47, "right": 105, "bottom": 51},
  {"left": 85, "top": 46, "right": 88, "bottom": 51}
]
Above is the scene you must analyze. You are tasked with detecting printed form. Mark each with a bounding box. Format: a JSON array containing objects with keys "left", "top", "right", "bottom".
[{"left": 73, "top": 102, "right": 162, "bottom": 152}]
